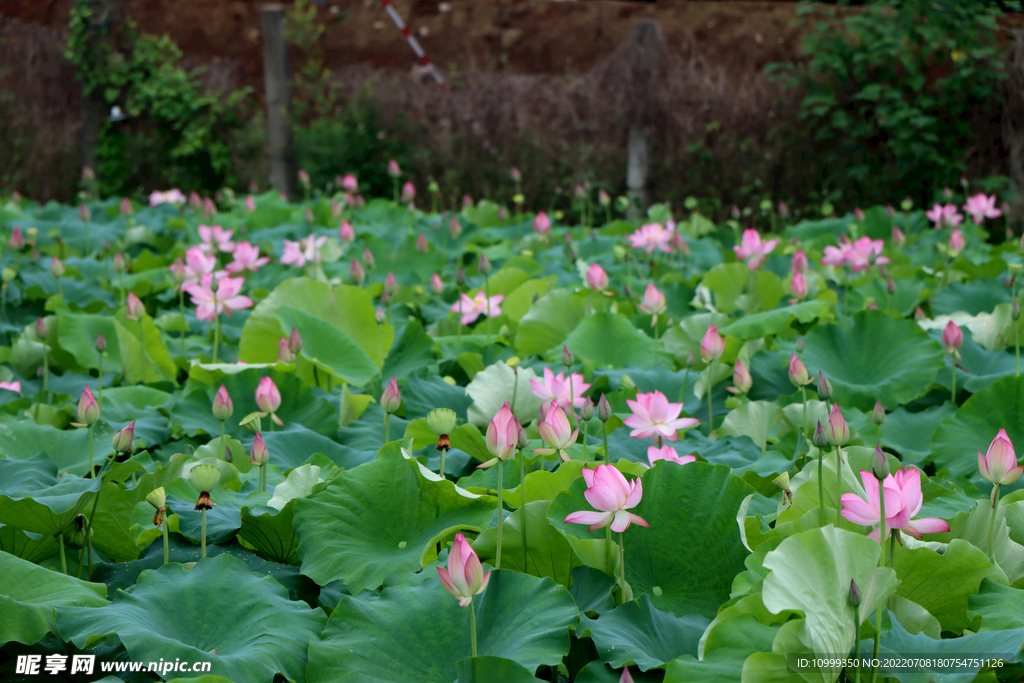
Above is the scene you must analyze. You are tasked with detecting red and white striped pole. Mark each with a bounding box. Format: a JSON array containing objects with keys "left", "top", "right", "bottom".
[{"left": 378, "top": 0, "right": 448, "bottom": 89}]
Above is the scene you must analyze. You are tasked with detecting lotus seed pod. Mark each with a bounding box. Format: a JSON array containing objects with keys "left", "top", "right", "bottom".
[
  {"left": 239, "top": 411, "right": 263, "bottom": 435},
  {"left": 427, "top": 408, "right": 458, "bottom": 437},
  {"left": 62, "top": 514, "right": 92, "bottom": 549},
  {"left": 190, "top": 463, "right": 221, "bottom": 496},
  {"left": 146, "top": 487, "right": 167, "bottom": 510}
]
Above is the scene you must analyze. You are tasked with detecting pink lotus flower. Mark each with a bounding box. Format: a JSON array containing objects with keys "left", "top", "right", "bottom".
[
  {"left": 529, "top": 366, "right": 591, "bottom": 412},
  {"left": 125, "top": 292, "right": 145, "bottom": 321},
  {"left": 7, "top": 226, "right": 24, "bottom": 249},
  {"left": 647, "top": 444, "right": 695, "bottom": 467},
  {"left": 202, "top": 197, "right": 216, "bottom": 220},
  {"left": 942, "top": 320, "right": 963, "bottom": 353},
  {"left": 120, "top": 197, "right": 134, "bottom": 215},
  {"left": 437, "top": 533, "right": 490, "bottom": 607},
  {"left": 534, "top": 211, "right": 552, "bottom": 236},
  {"left": 74, "top": 385, "right": 100, "bottom": 427},
  {"left": 149, "top": 189, "right": 186, "bottom": 207},
  {"left": 841, "top": 467, "right": 948, "bottom": 540},
  {"left": 0, "top": 380, "right": 20, "bottom": 394},
  {"left": 338, "top": 221, "right": 355, "bottom": 243},
  {"left": 628, "top": 223, "right": 672, "bottom": 254},
  {"left": 250, "top": 432, "right": 269, "bottom": 466},
  {"left": 380, "top": 376, "right": 402, "bottom": 414},
  {"left": 700, "top": 325, "right": 724, "bottom": 363},
  {"left": 450, "top": 217, "right": 462, "bottom": 239},
  {"left": 733, "top": 229, "right": 779, "bottom": 270},
  {"left": 255, "top": 376, "right": 283, "bottom": 426},
  {"left": 401, "top": 182, "right": 416, "bottom": 204},
  {"left": 280, "top": 235, "right": 327, "bottom": 268},
  {"left": 450, "top": 291, "right": 504, "bottom": 325},
  {"left": 792, "top": 249, "right": 808, "bottom": 273},
  {"left": 387, "top": 159, "right": 401, "bottom": 178},
  {"left": 727, "top": 359, "right": 752, "bottom": 395},
  {"left": 586, "top": 263, "right": 609, "bottom": 292},
  {"left": 925, "top": 203, "right": 964, "bottom": 229},
  {"left": 788, "top": 353, "right": 811, "bottom": 386},
  {"left": 789, "top": 271, "right": 808, "bottom": 301},
  {"left": 431, "top": 272, "right": 444, "bottom": 294},
  {"left": 963, "top": 193, "right": 1002, "bottom": 224},
  {"left": 212, "top": 384, "right": 234, "bottom": 421},
  {"left": 342, "top": 173, "right": 358, "bottom": 192},
  {"left": 184, "top": 246, "right": 219, "bottom": 285},
  {"left": 244, "top": 195, "right": 256, "bottom": 212},
  {"left": 189, "top": 191, "right": 202, "bottom": 210},
  {"left": 50, "top": 257, "right": 65, "bottom": 279},
  {"left": 226, "top": 241, "right": 270, "bottom": 274},
  {"left": 892, "top": 226, "right": 906, "bottom": 246},
  {"left": 362, "top": 247, "right": 375, "bottom": 269},
  {"left": 979, "top": 429, "right": 1024, "bottom": 485},
  {"left": 350, "top": 260, "right": 365, "bottom": 286},
  {"left": 637, "top": 284, "right": 667, "bottom": 327},
  {"left": 623, "top": 390, "right": 700, "bottom": 442},
  {"left": 479, "top": 402, "right": 519, "bottom": 468},
  {"left": 278, "top": 337, "right": 295, "bottom": 363},
  {"left": 822, "top": 236, "right": 888, "bottom": 273},
  {"left": 949, "top": 228, "right": 965, "bottom": 256},
  {"left": 416, "top": 233, "right": 429, "bottom": 253},
  {"left": 564, "top": 464, "right": 650, "bottom": 532},
  {"left": 533, "top": 401, "right": 579, "bottom": 462},
  {"left": 182, "top": 275, "right": 253, "bottom": 321}
]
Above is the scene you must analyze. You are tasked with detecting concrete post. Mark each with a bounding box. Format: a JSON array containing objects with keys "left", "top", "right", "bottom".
[
  {"left": 625, "top": 20, "right": 661, "bottom": 218},
  {"left": 261, "top": 4, "right": 295, "bottom": 198}
]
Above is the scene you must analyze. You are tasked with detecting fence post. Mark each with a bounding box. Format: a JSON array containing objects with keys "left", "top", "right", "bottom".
[
  {"left": 625, "top": 20, "right": 661, "bottom": 218},
  {"left": 261, "top": 4, "right": 295, "bottom": 198}
]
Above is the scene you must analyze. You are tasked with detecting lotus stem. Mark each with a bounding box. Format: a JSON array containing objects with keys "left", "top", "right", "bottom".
[
  {"left": 567, "top": 373, "right": 576, "bottom": 428},
  {"left": 989, "top": 483, "right": 1001, "bottom": 561},
  {"left": 97, "top": 352, "right": 104, "bottom": 404},
  {"left": 87, "top": 425, "right": 94, "bottom": 478},
  {"left": 469, "top": 598, "right": 478, "bottom": 658},
  {"left": 179, "top": 289, "right": 186, "bottom": 351},
  {"left": 439, "top": 449, "right": 446, "bottom": 479},
  {"left": 582, "top": 419, "right": 588, "bottom": 461},
  {"left": 801, "top": 387, "right": 808, "bottom": 440},
  {"left": 679, "top": 366, "right": 691, "bottom": 404},
  {"left": 519, "top": 447, "right": 527, "bottom": 570},
  {"left": 383, "top": 412, "right": 390, "bottom": 446},
  {"left": 163, "top": 516, "right": 170, "bottom": 565},
  {"left": 1016, "top": 323, "right": 1020, "bottom": 378},
  {"left": 854, "top": 603, "right": 862, "bottom": 683},
  {"left": 706, "top": 368, "right": 714, "bottom": 437},
  {"left": 870, "top": 483, "right": 886, "bottom": 683},
  {"left": 119, "top": 272, "right": 126, "bottom": 309},
  {"left": 951, "top": 358, "right": 956, "bottom": 404},
  {"left": 602, "top": 420, "right": 609, "bottom": 465},
  {"left": 457, "top": 293, "right": 463, "bottom": 343},
  {"left": 86, "top": 530, "right": 92, "bottom": 580},
  {"left": 220, "top": 420, "right": 226, "bottom": 461},
  {"left": 818, "top": 445, "right": 825, "bottom": 518},
  {"left": 212, "top": 312, "right": 221, "bottom": 364},
  {"left": 138, "top": 319, "right": 145, "bottom": 359},
  {"left": 75, "top": 544, "right": 84, "bottom": 579},
  {"left": 836, "top": 445, "right": 843, "bottom": 526},
  {"left": 201, "top": 508, "right": 208, "bottom": 558},
  {"left": 57, "top": 276, "right": 64, "bottom": 302},
  {"left": 618, "top": 531, "right": 627, "bottom": 605},
  {"left": 496, "top": 459, "right": 504, "bottom": 570},
  {"left": 261, "top": 462, "right": 267, "bottom": 494},
  {"left": 57, "top": 533, "right": 67, "bottom": 574},
  {"left": 42, "top": 343, "right": 50, "bottom": 404},
  {"left": 653, "top": 323, "right": 660, "bottom": 366}
]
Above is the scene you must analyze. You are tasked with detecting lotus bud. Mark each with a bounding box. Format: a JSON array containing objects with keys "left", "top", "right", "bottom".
[
  {"left": 189, "top": 191, "right": 202, "bottom": 210},
  {"left": 288, "top": 327, "right": 303, "bottom": 354},
  {"left": 870, "top": 399, "right": 887, "bottom": 425},
  {"left": 871, "top": 443, "right": 888, "bottom": 481},
  {"left": 278, "top": 337, "right": 295, "bottom": 363},
  {"left": 350, "top": 259, "right": 365, "bottom": 286},
  {"left": 596, "top": 393, "right": 613, "bottom": 422},
  {"left": 816, "top": 371, "right": 832, "bottom": 400},
  {"left": 700, "top": 325, "right": 724, "bottom": 363},
  {"left": 2, "top": 267, "right": 15, "bottom": 282},
  {"left": 825, "top": 403, "right": 849, "bottom": 447},
  {"left": 212, "top": 385, "right": 234, "bottom": 421},
  {"left": 449, "top": 217, "right": 463, "bottom": 240},
  {"left": 517, "top": 422, "right": 530, "bottom": 450},
  {"left": 112, "top": 421, "right": 135, "bottom": 453},
  {"left": 619, "top": 374, "right": 636, "bottom": 392},
  {"left": 94, "top": 333, "right": 107, "bottom": 353},
  {"left": 375, "top": 306, "right": 386, "bottom": 324},
  {"left": 190, "top": 464, "right": 221, "bottom": 510},
  {"left": 362, "top": 247, "right": 375, "bottom": 269},
  {"left": 79, "top": 204, "right": 91, "bottom": 223},
  {"left": 35, "top": 316, "right": 48, "bottom": 340},
  {"left": 76, "top": 386, "right": 100, "bottom": 426},
  {"left": 812, "top": 420, "right": 827, "bottom": 449},
  {"left": 942, "top": 320, "right": 963, "bottom": 354},
  {"left": 949, "top": 228, "right": 965, "bottom": 256},
  {"left": 339, "top": 221, "right": 355, "bottom": 243},
  {"left": 112, "top": 252, "right": 127, "bottom": 274},
  {"left": 687, "top": 352, "right": 695, "bottom": 368},
  {"left": 478, "top": 254, "right": 492, "bottom": 276},
  {"left": 796, "top": 337, "right": 804, "bottom": 353},
  {"left": 579, "top": 396, "right": 595, "bottom": 421},
  {"left": 125, "top": 292, "right": 145, "bottom": 321},
  {"left": 62, "top": 514, "right": 92, "bottom": 549},
  {"left": 455, "top": 267, "right": 466, "bottom": 287},
  {"left": 380, "top": 377, "right": 401, "bottom": 414},
  {"left": 620, "top": 667, "right": 635, "bottom": 683},
  {"left": 416, "top": 233, "right": 429, "bottom": 254},
  {"left": 240, "top": 411, "right": 263, "bottom": 435},
  {"left": 730, "top": 359, "right": 752, "bottom": 394},
  {"left": 562, "top": 344, "right": 573, "bottom": 368},
  {"left": 914, "top": 306, "right": 926, "bottom": 321},
  {"left": 50, "top": 257, "right": 65, "bottom": 278},
  {"left": 250, "top": 433, "right": 269, "bottom": 466},
  {"left": 788, "top": 353, "right": 811, "bottom": 387},
  {"left": 431, "top": 272, "right": 444, "bottom": 295},
  {"left": 849, "top": 579, "right": 862, "bottom": 607}
]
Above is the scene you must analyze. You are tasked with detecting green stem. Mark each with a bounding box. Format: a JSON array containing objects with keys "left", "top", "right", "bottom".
[
  {"left": 854, "top": 604, "right": 862, "bottom": 683},
  {"left": 457, "top": 291, "right": 463, "bottom": 343},
  {"left": 679, "top": 367, "right": 691, "bottom": 404},
  {"left": 618, "top": 531, "right": 627, "bottom": 604},
  {"left": 1016, "top": 322, "right": 1020, "bottom": 378},
  {"left": 706, "top": 368, "right": 714, "bottom": 436},
  {"left": 220, "top": 420, "right": 226, "bottom": 462},
  {"left": 179, "top": 289, "right": 186, "bottom": 352},
  {"left": 818, "top": 443, "right": 825, "bottom": 518},
  {"left": 870, "top": 481, "right": 887, "bottom": 683},
  {"left": 496, "top": 459, "right": 504, "bottom": 570},
  {"left": 87, "top": 425, "right": 94, "bottom": 478},
  {"left": 801, "top": 386, "right": 808, "bottom": 440},
  {"left": 951, "top": 355, "right": 956, "bottom": 403},
  {"left": 383, "top": 412, "right": 391, "bottom": 445},
  {"left": 519, "top": 448, "right": 527, "bottom": 570},
  {"left": 602, "top": 421, "right": 609, "bottom": 465},
  {"left": 57, "top": 533, "right": 67, "bottom": 574},
  {"left": 57, "top": 277, "right": 64, "bottom": 302},
  {"left": 469, "top": 599, "right": 478, "bottom": 657},
  {"left": 582, "top": 419, "right": 588, "bottom": 461},
  {"left": 439, "top": 449, "right": 446, "bottom": 479},
  {"left": 201, "top": 508, "right": 207, "bottom": 558},
  {"left": 97, "top": 352, "right": 103, "bottom": 405},
  {"left": 989, "top": 484, "right": 1001, "bottom": 560},
  {"left": 836, "top": 445, "right": 843, "bottom": 526},
  {"left": 163, "top": 517, "right": 169, "bottom": 565},
  {"left": 75, "top": 543, "right": 83, "bottom": 579},
  {"left": 42, "top": 344, "right": 50, "bottom": 404},
  {"left": 212, "top": 312, "right": 221, "bottom": 364},
  {"left": 653, "top": 323, "right": 660, "bottom": 366},
  {"left": 119, "top": 272, "right": 126, "bottom": 309}
]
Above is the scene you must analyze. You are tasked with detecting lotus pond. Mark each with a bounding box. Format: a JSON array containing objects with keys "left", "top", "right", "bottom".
[{"left": 2, "top": 184, "right": 1024, "bottom": 683}]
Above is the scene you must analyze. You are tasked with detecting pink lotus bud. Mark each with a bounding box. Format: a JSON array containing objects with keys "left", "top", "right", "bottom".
[
  {"left": 189, "top": 191, "right": 202, "bottom": 210},
  {"left": 599, "top": 189, "right": 611, "bottom": 207},
  {"left": 887, "top": 276, "right": 896, "bottom": 295},
  {"left": 82, "top": 165, "right": 95, "bottom": 181},
  {"left": 245, "top": 195, "right": 256, "bottom": 212},
  {"left": 596, "top": 393, "right": 613, "bottom": 422},
  {"left": 791, "top": 249, "right": 808, "bottom": 273},
  {"left": 278, "top": 337, "right": 295, "bottom": 363},
  {"left": 50, "top": 257, "right": 65, "bottom": 278},
  {"left": 255, "top": 376, "right": 282, "bottom": 415},
  {"left": 431, "top": 272, "right": 444, "bottom": 294},
  {"left": 380, "top": 377, "right": 401, "bottom": 413},
  {"left": 338, "top": 221, "right": 355, "bottom": 243},
  {"left": 731, "top": 205, "right": 741, "bottom": 219},
  {"left": 788, "top": 353, "right": 811, "bottom": 387},
  {"left": 455, "top": 267, "right": 466, "bottom": 287},
  {"left": 817, "top": 371, "right": 833, "bottom": 400},
  {"left": 416, "top": 233, "right": 429, "bottom": 253},
  {"left": 789, "top": 271, "right": 807, "bottom": 300},
  {"left": 387, "top": 159, "right": 401, "bottom": 178},
  {"left": 854, "top": 207, "right": 865, "bottom": 221},
  {"left": 112, "top": 252, "right": 127, "bottom": 274},
  {"left": 35, "top": 316, "right": 48, "bottom": 340},
  {"left": 384, "top": 272, "right": 398, "bottom": 297},
  {"left": 870, "top": 399, "right": 887, "bottom": 425},
  {"left": 350, "top": 259, "right": 365, "bottom": 286},
  {"left": 979, "top": 429, "right": 1024, "bottom": 485},
  {"left": 288, "top": 326, "right": 304, "bottom": 354},
  {"left": 892, "top": 226, "right": 906, "bottom": 247},
  {"left": 731, "top": 359, "right": 752, "bottom": 394},
  {"left": 202, "top": 197, "right": 216, "bottom": 220},
  {"left": 363, "top": 247, "right": 375, "bottom": 269},
  {"left": 579, "top": 396, "right": 595, "bottom": 421},
  {"left": 483, "top": 402, "right": 520, "bottom": 464},
  {"left": 250, "top": 433, "right": 269, "bottom": 466},
  {"left": 586, "top": 263, "right": 609, "bottom": 291},
  {"left": 450, "top": 217, "right": 462, "bottom": 239},
  {"left": 700, "top": 325, "right": 724, "bottom": 363},
  {"left": 298, "top": 168, "right": 310, "bottom": 186},
  {"left": 212, "top": 384, "right": 234, "bottom": 421},
  {"left": 637, "top": 283, "right": 667, "bottom": 325},
  {"left": 401, "top": 182, "right": 416, "bottom": 203},
  {"left": 76, "top": 385, "right": 100, "bottom": 426},
  {"left": 620, "top": 668, "right": 635, "bottom": 683},
  {"left": 125, "top": 292, "right": 145, "bottom": 321},
  {"left": 375, "top": 306, "right": 386, "bottom": 324},
  {"left": 7, "top": 226, "right": 24, "bottom": 249},
  {"left": 331, "top": 200, "right": 342, "bottom": 220},
  {"left": 437, "top": 532, "right": 490, "bottom": 607},
  {"left": 79, "top": 204, "right": 91, "bottom": 222},
  {"left": 478, "top": 254, "right": 492, "bottom": 276},
  {"left": 112, "top": 421, "right": 135, "bottom": 453},
  {"left": 942, "top": 320, "right": 963, "bottom": 353},
  {"left": 534, "top": 211, "right": 551, "bottom": 236},
  {"left": 796, "top": 337, "right": 804, "bottom": 353},
  {"left": 462, "top": 194, "right": 474, "bottom": 208},
  {"left": 562, "top": 344, "right": 574, "bottom": 368},
  {"left": 94, "top": 333, "right": 107, "bottom": 353},
  {"left": 534, "top": 401, "right": 579, "bottom": 462},
  {"left": 914, "top": 306, "right": 927, "bottom": 321},
  {"left": 778, "top": 202, "right": 790, "bottom": 219},
  {"left": 342, "top": 173, "right": 358, "bottom": 192},
  {"left": 825, "top": 403, "right": 849, "bottom": 446},
  {"left": 949, "top": 228, "right": 965, "bottom": 255},
  {"left": 304, "top": 207, "right": 315, "bottom": 224}
]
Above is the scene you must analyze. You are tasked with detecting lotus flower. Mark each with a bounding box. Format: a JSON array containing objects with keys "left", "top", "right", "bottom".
[
  {"left": 478, "top": 402, "right": 519, "bottom": 468},
  {"left": 244, "top": 195, "right": 256, "bottom": 212},
  {"left": 963, "top": 193, "right": 1002, "bottom": 224},
  {"left": 726, "top": 359, "right": 752, "bottom": 395},
  {"left": 50, "top": 257, "right": 65, "bottom": 278},
  {"left": 450, "top": 291, "right": 504, "bottom": 325},
  {"left": 979, "top": 429, "right": 1024, "bottom": 485},
  {"left": 942, "top": 320, "right": 963, "bottom": 353},
  {"left": 387, "top": 159, "right": 401, "bottom": 178},
  {"left": 183, "top": 275, "right": 253, "bottom": 321},
  {"left": 112, "top": 421, "right": 135, "bottom": 453},
  {"left": 623, "top": 390, "right": 700, "bottom": 442},
  {"left": 437, "top": 533, "right": 490, "bottom": 607},
  {"left": 647, "top": 444, "right": 695, "bottom": 467},
  {"left": 0, "top": 380, "right": 21, "bottom": 394},
  {"left": 380, "top": 377, "right": 402, "bottom": 414},
  {"left": 342, "top": 173, "right": 358, "bottom": 192},
  {"left": 255, "top": 377, "right": 283, "bottom": 426},
  {"left": 431, "top": 272, "right": 444, "bottom": 294},
  {"left": 401, "top": 182, "right": 416, "bottom": 204},
  {"left": 197, "top": 224, "right": 235, "bottom": 254},
  {"left": 792, "top": 249, "right": 808, "bottom": 273},
  {"left": 125, "top": 292, "right": 145, "bottom": 321},
  {"left": 586, "top": 263, "right": 609, "bottom": 291},
  {"left": 74, "top": 385, "right": 100, "bottom": 427},
  {"left": 637, "top": 284, "right": 667, "bottom": 327},
  {"left": 529, "top": 366, "right": 591, "bottom": 412},
  {"left": 278, "top": 337, "right": 295, "bottom": 363},
  {"left": 841, "top": 468, "right": 948, "bottom": 540},
  {"left": 564, "top": 464, "right": 650, "bottom": 532},
  {"left": 700, "top": 325, "right": 724, "bottom": 363},
  {"left": 169, "top": 258, "right": 187, "bottom": 287},
  {"left": 533, "top": 401, "right": 579, "bottom": 462},
  {"left": 825, "top": 403, "right": 849, "bottom": 447},
  {"left": 790, "top": 271, "right": 808, "bottom": 301},
  {"left": 7, "top": 226, "right": 24, "bottom": 249},
  {"left": 339, "top": 221, "right": 355, "bottom": 243},
  {"left": 149, "top": 189, "right": 186, "bottom": 206},
  {"left": 949, "top": 228, "right": 965, "bottom": 256},
  {"left": 892, "top": 226, "right": 906, "bottom": 246},
  {"left": 733, "top": 229, "right": 779, "bottom": 270},
  {"left": 533, "top": 211, "right": 552, "bottom": 236},
  {"left": 788, "top": 353, "right": 811, "bottom": 387},
  {"left": 226, "top": 242, "right": 270, "bottom": 274},
  {"left": 212, "top": 385, "right": 233, "bottom": 421},
  {"left": 281, "top": 235, "right": 327, "bottom": 268},
  {"left": 250, "top": 433, "right": 270, "bottom": 466},
  {"left": 628, "top": 223, "right": 672, "bottom": 253}
]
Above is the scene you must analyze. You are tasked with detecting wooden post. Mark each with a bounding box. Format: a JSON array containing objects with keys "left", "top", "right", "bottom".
[
  {"left": 261, "top": 4, "right": 295, "bottom": 198},
  {"left": 625, "top": 20, "right": 661, "bottom": 218}
]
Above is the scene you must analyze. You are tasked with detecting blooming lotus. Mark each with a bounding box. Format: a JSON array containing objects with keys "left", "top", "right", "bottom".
[
  {"left": 637, "top": 284, "right": 667, "bottom": 327},
  {"left": 586, "top": 263, "right": 609, "bottom": 291},
  {"left": 255, "top": 376, "right": 283, "bottom": 426},
  {"left": 183, "top": 275, "right": 253, "bottom": 321},
  {"left": 733, "top": 229, "right": 779, "bottom": 270},
  {"left": 184, "top": 246, "right": 219, "bottom": 284},
  {"left": 197, "top": 224, "right": 235, "bottom": 254},
  {"left": 963, "top": 193, "right": 1002, "bottom": 224},
  {"left": 628, "top": 223, "right": 672, "bottom": 254},
  {"left": 533, "top": 401, "right": 579, "bottom": 462},
  {"left": 281, "top": 235, "right": 328, "bottom": 268},
  {"left": 342, "top": 173, "right": 358, "bottom": 192},
  {"left": 478, "top": 402, "right": 519, "bottom": 468},
  {"left": 529, "top": 366, "right": 591, "bottom": 412},
  {"left": 979, "top": 429, "right": 1024, "bottom": 485},
  {"left": 450, "top": 291, "right": 504, "bottom": 325},
  {"left": 564, "top": 465, "right": 650, "bottom": 532},
  {"left": 149, "top": 189, "right": 186, "bottom": 206},
  {"left": 623, "top": 390, "right": 700, "bottom": 442},
  {"left": 841, "top": 467, "right": 948, "bottom": 540},
  {"left": 925, "top": 203, "right": 964, "bottom": 229},
  {"left": 437, "top": 533, "right": 490, "bottom": 607},
  {"left": 0, "top": 380, "right": 21, "bottom": 394},
  {"left": 821, "top": 236, "right": 888, "bottom": 274},
  {"left": 226, "top": 242, "right": 270, "bottom": 274},
  {"left": 647, "top": 444, "right": 695, "bottom": 467}
]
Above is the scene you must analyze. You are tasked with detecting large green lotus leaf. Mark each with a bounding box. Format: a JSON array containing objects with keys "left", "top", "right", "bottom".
[
  {"left": 864, "top": 613, "right": 1024, "bottom": 683},
  {"left": 0, "top": 524, "right": 59, "bottom": 563},
  {"left": 0, "top": 550, "right": 107, "bottom": 645},
  {"left": 968, "top": 577, "right": 1024, "bottom": 630},
  {"left": 114, "top": 314, "right": 177, "bottom": 384},
  {"left": 931, "top": 279, "right": 1012, "bottom": 316},
  {"left": 456, "top": 656, "right": 544, "bottom": 683},
  {"left": 718, "top": 401, "right": 784, "bottom": 452},
  {"left": 239, "top": 277, "right": 392, "bottom": 374},
  {"left": 895, "top": 539, "right": 1006, "bottom": 634},
  {"left": 90, "top": 481, "right": 151, "bottom": 562},
  {"left": 930, "top": 330, "right": 1018, "bottom": 394},
  {"left": 293, "top": 452, "right": 495, "bottom": 591},
  {"left": 575, "top": 661, "right": 661, "bottom": 683},
  {"left": 306, "top": 568, "right": 578, "bottom": 683},
  {"left": 548, "top": 462, "right": 753, "bottom": 618},
  {"left": 931, "top": 376, "right": 1024, "bottom": 478},
  {"left": 0, "top": 476, "right": 101, "bottom": 535},
  {"left": 465, "top": 361, "right": 542, "bottom": 427},
  {"left": 580, "top": 593, "right": 710, "bottom": 671},
  {"left": 935, "top": 500, "right": 1024, "bottom": 585},
  {"left": 514, "top": 289, "right": 585, "bottom": 357},
  {"left": 472, "top": 501, "right": 580, "bottom": 587},
  {"left": 0, "top": 419, "right": 104, "bottom": 475},
  {"left": 718, "top": 301, "right": 830, "bottom": 341},
  {"left": 798, "top": 311, "right": 944, "bottom": 411},
  {"left": 55, "top": 554, "right": 326, "bottom": 683},
  {"left": 564, "top": 313, "right": 656, "bottom": 369},
  {"left": 381, "top": 319, "right": 436, "bottom": 381},
  {"left": 57, "top": 313, "right": 122, "bottom": 373},
  {"left": 664, "top": 614, "right": 779, "bottom": 683},
  {"left": 239, "top": 499, "right": 300, "bottom": 565},
  {"left": 761, "top": 527, "right": 898, "bottom": 677},
  {"left": 880, "top": 403, "right": 956, "bottom": 465},
  {"left": 277, "top": 305, "right": 380, "bottom": 386},
  {"left": 502, "top": 276, "right": 557, "bottom": 324},
  {"left": 700, "top": 262, "right": 783, "bottom": 315}
]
